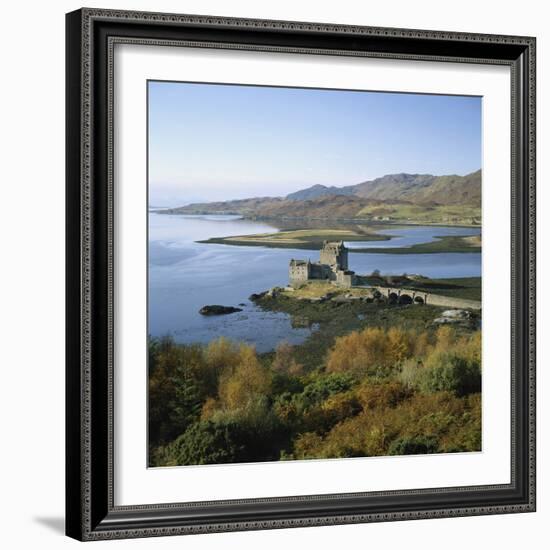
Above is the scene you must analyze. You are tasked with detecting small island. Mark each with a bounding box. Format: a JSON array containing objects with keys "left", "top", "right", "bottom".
[{"left": 199, "top": 227, "right": 481, "bottom": 255}]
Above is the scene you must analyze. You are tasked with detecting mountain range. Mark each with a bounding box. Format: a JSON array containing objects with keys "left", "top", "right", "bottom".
[
  {"left": 162, "top": 170, "right": 481, "bottom": 222},
  {"left": 286, "top": 170, "right": 481, "bottom": 205}
]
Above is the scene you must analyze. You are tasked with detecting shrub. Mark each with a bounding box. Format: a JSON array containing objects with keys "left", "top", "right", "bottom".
[
  {"left": 160, "top": 420, "right": 248, "bottom": 465},
  {"left": 272, "top": 341, "right": 303, "bottom": 375},
  {"left": 218, "top": 345, "right": 271, "bottom": 410},
  {"left": 388, "top": 436, "right": 438, "bottom": 455},
  {"left": 398, "top": 358, "right": 424, "bottom": 389},
  {"left": 148, "top": 338, "right": 206, "bottom": 446},
  {"left": 203, "top": 337, "right": 244, "bottom": 394},
  {"left": 414, "top": 331, "right": 432, "bottom": 357},
  {"left": 434, "top": 325, "right": 456, "bottom": 351},
  {"left": 273, "top": 373, "right": 357, "bottom": 434},
  {"left": 355, "top": 380, "right": 411, "bottom": 410},
  {"left": 289, "top": 390, "right": 481, "bottom": 460},
  {"left": 297, "top": 373, "right": 356, "bottom": 410},
  {"left": 419, "top": 352, "right": 481, "bottom": 396},
  {"left": 161, "top": 397, "right": 290, "bottom": 466},
  {"left": 326, "top": 327, "right": 416, "bottom": 375},
  {"left": 301, "top": 391, "right": 362, "bottom": 434},
  {"left": 439, "top": 394, "right": 482, "bottom": 452}
]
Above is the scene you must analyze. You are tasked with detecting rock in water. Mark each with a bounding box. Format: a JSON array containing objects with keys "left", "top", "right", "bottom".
[{"left": 199, "top": 305, "right": 243, "bottom": 316}]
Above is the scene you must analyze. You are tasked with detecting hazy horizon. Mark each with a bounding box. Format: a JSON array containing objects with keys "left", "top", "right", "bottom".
[
  {"left": 150, "top": 167, "right": 482, "bottom": 208},
  {"left": 148, "top": 81, "right": 482, "bottom": 207}
]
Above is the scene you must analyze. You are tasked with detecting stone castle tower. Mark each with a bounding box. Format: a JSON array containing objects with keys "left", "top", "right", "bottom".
[{"left": 319, "top": 241, "right": 348, "bottom": 271}]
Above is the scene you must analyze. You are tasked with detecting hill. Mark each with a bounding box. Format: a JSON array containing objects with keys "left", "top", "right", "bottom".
[
  {"left": 286, "top": 170, "right": 481, "bottom": 206},
  {"left": 162, "top": 170, "right": 481, "bottom": 224},
  {"left": 286, "top": 183, "right": 354, "bottom": 201}
]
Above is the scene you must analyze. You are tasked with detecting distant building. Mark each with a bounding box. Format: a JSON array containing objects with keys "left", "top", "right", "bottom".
[{"left": 289, "top": 241, "right": 356, "bottom": 288}]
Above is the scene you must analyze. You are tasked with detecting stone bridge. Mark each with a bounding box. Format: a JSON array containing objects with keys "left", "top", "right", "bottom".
[{"left": 371, "top": 286, "right": 481, "bottom": 310}]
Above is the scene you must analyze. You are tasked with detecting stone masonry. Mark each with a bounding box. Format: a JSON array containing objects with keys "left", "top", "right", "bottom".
[{"left": 289, "top": 241, "right": 356, "bottom": 288}]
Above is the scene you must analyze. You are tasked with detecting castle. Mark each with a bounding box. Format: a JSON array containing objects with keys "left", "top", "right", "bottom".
[{"left": 289, "top": 241, "right": 356, "bottom": 288}]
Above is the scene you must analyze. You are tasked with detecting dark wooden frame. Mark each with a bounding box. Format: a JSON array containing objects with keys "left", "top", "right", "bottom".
[{"left": 66, "top": 8, "right": 536, "bottom": 541}]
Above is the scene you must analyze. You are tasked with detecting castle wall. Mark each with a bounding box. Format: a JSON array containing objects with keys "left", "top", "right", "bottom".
[
  {"left": 335, "top": 270, "right": 354, "bottom": 288},
  {"left": 289, "top": 262, "right": 310, "bottom": 287},
  {"left": 310, "top": 263, "right": 334, "bottom": 280},
  {"left": 289, "top": 242, "right": 354, "bottom": 288}
]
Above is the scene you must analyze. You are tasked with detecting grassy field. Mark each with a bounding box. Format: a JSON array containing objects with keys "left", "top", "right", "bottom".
[
  {"left": 357, "top": 203, "right": 481, "bottom": 225},
  {"left": 282, "top": 281, "right": 371, "bottom": 300}
]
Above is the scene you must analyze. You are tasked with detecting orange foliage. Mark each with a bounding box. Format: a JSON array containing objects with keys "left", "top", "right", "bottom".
[{"left": 326, "top": 327, "right": 416, "bottom": 374}]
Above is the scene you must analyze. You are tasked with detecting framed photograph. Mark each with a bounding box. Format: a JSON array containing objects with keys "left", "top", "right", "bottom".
[{"left": 66, "top": 8, "right": 536, "bottom": 541}]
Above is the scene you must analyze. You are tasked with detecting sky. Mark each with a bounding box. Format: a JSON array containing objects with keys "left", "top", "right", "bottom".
[{"left": 148, "top": 80, "right": 481, "bottom": 206}]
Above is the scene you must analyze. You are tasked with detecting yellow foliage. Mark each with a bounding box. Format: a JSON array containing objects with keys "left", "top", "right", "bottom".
[
  {"left": 200, "top": 397, "right": 218, "bottom": 420},
  {"left": 315, "top": 391, "right": 360, "bottom": 427},
  {"left": 435, "top": 325, "right": 455, "bottom": 351},
  {"left": 272, "top": 341, "right": 304, "bottom": 375},
  {"left": 399, "top": 358, "right": 424, "bottom": 389},
  {"left": 326, "top": 327, "right": 416, "bottom": 374},
  {"left": 414, "top": 331, "right": 433, "bottom": 358},
  {"left": 355, "top": 380, "right": 410, "bottom": 410},
  {"left": 288, "top": 360, "right": 304, "bottom": 376},
  {"left": 387, "top": 327, "right": 414, "bottom": 364},
  {"left": 205, "top": 337, "right": 242, "bottom": 371},
  {"left": 460, "top": 330, "right": 482, "bottom": 364},
  {"left": 292, "top": 390, "right": 481, "bottom": 460},
  {"left": 218, "top": 345, "right": 272, "bottom": 410}
]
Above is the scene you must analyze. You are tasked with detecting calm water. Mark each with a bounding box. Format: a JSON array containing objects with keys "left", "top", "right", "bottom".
[{"left": 148, "top": 214, "right": 481, "bottom": 351}]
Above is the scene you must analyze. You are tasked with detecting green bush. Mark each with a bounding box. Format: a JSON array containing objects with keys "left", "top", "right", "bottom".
[
  {"left": 162, "top": 420, "right": 248, "bottom": 465},
  {"left": 148, "top": 338, "right": 206, "bottom": 447},
  {"left": 273, "top": 373, "right": 358, "bottom": 435},
  {"left": 419, "top": 352, "right": 481, "bottom": 396},
  {"left": 298, "top": 373, "right": 356, "bottom": 410},
  {"left": 388, "top": 436, "right": 438, "bottom": 456}
]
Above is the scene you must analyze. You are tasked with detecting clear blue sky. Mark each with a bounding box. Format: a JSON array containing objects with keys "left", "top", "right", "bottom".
[{"left": 148, "top": 80, "right": 481, "bottom": 206}]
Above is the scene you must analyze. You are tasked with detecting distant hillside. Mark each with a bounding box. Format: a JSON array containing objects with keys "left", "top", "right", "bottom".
[
  {"left": 164, "top": 196, "right": 284, "bottom": 216},
  {"left": 164, "top": 194, "right": 383, "bottom": 219},
  {"left": 162, "top": 170, "right": 481, "bottom": 224},
  {"left": 352, "top": 170, "right": 481, "bottom": 206},
  {"left": 285, "top": 170, "right": 481, "bottom": 207},
  {"left": 244, "top": 195, "right": 390, "bottom": 219},
  {"left": 286, "top": 184, "right": 354, "bottom": 201}
]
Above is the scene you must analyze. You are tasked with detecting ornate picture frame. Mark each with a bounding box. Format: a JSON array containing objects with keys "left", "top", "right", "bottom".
[{"left": 66, "top": 8, "right": 536, "bottom": 541}]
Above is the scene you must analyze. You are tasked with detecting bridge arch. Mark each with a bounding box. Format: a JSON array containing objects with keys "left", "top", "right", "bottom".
[{"left": 379, "top": 287, "right": 428, "bottom": 305}]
